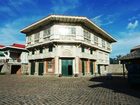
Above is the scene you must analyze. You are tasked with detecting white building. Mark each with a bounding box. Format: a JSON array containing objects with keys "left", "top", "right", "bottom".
[
  {"left": 0, "top": 44, "right": 28, "bottom": 74},
  {"left": 21, "top": 15, "right": 116, "bottom": 76}
]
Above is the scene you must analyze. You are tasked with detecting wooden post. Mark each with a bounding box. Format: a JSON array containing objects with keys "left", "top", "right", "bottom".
[{"left": 122, "top": 64, "right": 125, "bottom": 78}]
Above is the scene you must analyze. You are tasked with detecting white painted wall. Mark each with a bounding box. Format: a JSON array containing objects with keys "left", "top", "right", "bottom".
[
  {"left": 20, "top": 52, "right": 28, "bottom": 64},
  {"left": 26, "top": 24, "right": 112, "bottom": 52},
  {"left": 26, "top": 23, "right": 112, "bottom": 66},
  {"left": 97, "top": 50, "right": 109, "bottom": 65}
]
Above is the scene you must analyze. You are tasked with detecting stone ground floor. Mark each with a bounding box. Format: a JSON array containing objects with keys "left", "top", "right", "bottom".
[
  {"left": 29, "top": 57, "right": 108, "bottom": 76},
  {"left": 0, "top": 63, "right": 28, "bottom": 75},
  {"left": 0, "top": 75, "right": 140, "bottom": 105}
]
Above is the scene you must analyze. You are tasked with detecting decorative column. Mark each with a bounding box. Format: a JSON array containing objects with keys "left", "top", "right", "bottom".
[
  {"left": 87, "top": 59, "right": 90, "bottom": 75},
  {"left": 75, "top": 57, "right": 79, "bottom": 74},
  {"left": 59, "top": 59, "right": 61, "bottom": 75},
  {"left": 54, "top": 44, "right": 59, "bottom": 75},
  {"left": 73, "top": 58, "right": 76, "bottom": 76},
  {"left": 28, "top": 62, "right": 31, "bottom": 75},
  {"left": 35, "top": 62, "right": 38, "bottom": 75},
  {"left": 79, "top": 58, "right": 82, "bottom": 76},
  {"left": 55, "top": 56, "right": 59, "bottom": 75},
  {"left": 43, "top": 61, "right": 47, "bottom": 75}
]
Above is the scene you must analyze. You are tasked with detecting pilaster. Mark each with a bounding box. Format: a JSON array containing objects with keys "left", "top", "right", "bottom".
[
  {"left": 28, "top": 62, "right": 31, "bottom": 75},
  {"left": 34, "top": 62, "right": 38, "bottom": 75},
  {"left": 75, "top": 57, "right": 79, "bottom": 74},
  {"left": 55, "top": 56, "right": 59, "bottom": 74},
  {"left": 43, "top": 61, "right": 47, "bottom": 75},
  {"left": 86, "top": 59, "right": 90, "bottom": 75}
]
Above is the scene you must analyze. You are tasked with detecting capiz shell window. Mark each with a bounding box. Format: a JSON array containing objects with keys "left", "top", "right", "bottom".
[
  {"left": 43, "top": 28, "right": 51, "bottom": 37},
  {"left": 94, "top": 36, "right": 98, "bottom": 45},
  {"left": 57, "top": 26, "right": 76, "bottom": 35},
  {"left": 34, "top": 33, "right": 40, "bottom": 40},
  {"left": 84, "top": 30, "right": 91, "bottom": 41},
  {"left": 27, "top": 35, "right": 32, "bottom": 43},
  {"left": 102, "top": 39, "right": 105, "bottom": 48}
]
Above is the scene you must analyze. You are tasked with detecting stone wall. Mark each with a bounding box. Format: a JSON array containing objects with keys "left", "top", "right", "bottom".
[
  {"left": 107, "top": 64, "right": 127, "bottom": 75},
  {"left": 21, "top": 64, "right": 28, "bottom": 74}
]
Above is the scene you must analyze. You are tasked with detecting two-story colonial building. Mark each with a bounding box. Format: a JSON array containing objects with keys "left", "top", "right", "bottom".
[
  {"left": 0, "top": 43, "right": 28, "bottom": 74},
  {"left": 21, "top": 15, "right": 116, "bottom": 76}
]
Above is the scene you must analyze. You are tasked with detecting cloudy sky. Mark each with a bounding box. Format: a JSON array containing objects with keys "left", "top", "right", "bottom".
[{"left": 0, "top": 0, "right": 140, "bottom": 57}]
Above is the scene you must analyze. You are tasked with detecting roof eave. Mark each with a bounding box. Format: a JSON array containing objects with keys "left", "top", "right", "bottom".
[
  {"left": 84, "top": 18, "right": 117, "bottom": 43},
  {"left": 20, "top": 15, "right": 117, "bottom": 43}
]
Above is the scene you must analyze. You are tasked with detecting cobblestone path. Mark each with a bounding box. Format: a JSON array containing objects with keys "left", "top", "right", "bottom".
[{"left": 0, "top": 75, "right": 140, "bottom": 105}]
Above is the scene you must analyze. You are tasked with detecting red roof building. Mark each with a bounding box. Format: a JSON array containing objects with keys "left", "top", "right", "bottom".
[
  {"left": 0, "top": 45, "right": 5, "bottom": 48},
  {"left": 11, "top": 43, "right": 25, "bottom": 48}
]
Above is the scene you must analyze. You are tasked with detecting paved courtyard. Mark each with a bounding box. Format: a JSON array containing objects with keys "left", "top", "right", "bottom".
[{"left": 0, "top": 75, "right": 140, "bottom": 105}]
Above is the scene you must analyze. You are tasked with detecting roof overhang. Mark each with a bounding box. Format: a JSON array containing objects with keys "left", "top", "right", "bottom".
[
  {"left": 21, "top": 15, "right": 117, "bottom": 43},
  {"left": 0, "top": 46, "right": 28, "bottom": 52},
  {"left": 131, "top": 45, "right": 140, "bottom": 52}
]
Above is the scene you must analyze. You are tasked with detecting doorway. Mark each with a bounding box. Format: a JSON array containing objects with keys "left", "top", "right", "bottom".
[
  {"left": 62, "top": 59, "right": 73, "bottom": 76},
  {"left": 81, "top": 59, "right": 87, "bottom": 75},
  {"left": 38, "top": 62, "right": 44, "bottom": 75},
  {"left": 90, "top": 61, "right": 94, "bottom": 75},
  {"left": 31, "top": 62, "right": 35, "bottom": 75},
  {"left": 98, "top": 65, "right": 101, "bottom": 74},
  {"left": 11, "top": 65, "right": 21, "bottom": 74}
]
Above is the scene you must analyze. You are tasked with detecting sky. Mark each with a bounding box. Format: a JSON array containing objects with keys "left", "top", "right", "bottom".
[{"left": 0, "top": 0, "right": 140, "bottom": 58}]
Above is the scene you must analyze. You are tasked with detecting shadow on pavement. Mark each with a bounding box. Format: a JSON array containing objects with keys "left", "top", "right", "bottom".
[{"left": 89, "top": 76, "right": 140, "bottom": 99}]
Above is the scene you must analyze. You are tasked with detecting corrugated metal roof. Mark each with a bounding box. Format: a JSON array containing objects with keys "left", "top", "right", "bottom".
[
  {"left": 131, "top": 45, "right": 140, "bottom": 52},
  {"left": 120, "top": 50, "right": 140, "bottom": 60}
]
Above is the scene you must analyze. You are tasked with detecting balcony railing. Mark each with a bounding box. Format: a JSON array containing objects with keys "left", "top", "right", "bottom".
[
  {"left": 59, "top": 35, "right": 76, "bottom": 40},
  {"left": 43, "top": 36, "right": 50, "bottom": 41}
]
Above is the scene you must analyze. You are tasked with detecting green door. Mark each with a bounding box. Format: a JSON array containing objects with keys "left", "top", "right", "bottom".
[
  {"left": 62, "top": 60, "right": 68, "bottom": 76},
  {"left": 62, "top": 59, "right": 73, "bottom": 76},
  {"left": 31, "top": 62, "right": 35, "bottom": 75},
  {"left": 38, "top": 62, "right": 44, "bottom": 75},
  {"left": 82, "top": 60, "right": 85, "bottom": 75},
  {"left": 90, "top": 61, "right": 94, "bottom": 75}
]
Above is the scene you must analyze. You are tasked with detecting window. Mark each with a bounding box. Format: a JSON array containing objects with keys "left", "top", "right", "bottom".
[
  {"left": 102, "top": 39, "right": 105, "bottom": 48},
  {"left": 48, "top": 60, "right": 52, "bottom": 69},
  {"left": 58, "top": 27, "right": 76, "bottom": 35},
  {"left": 107, "top": 42, "right": 111, "bottom": 50},
  {"left": 34, "top": 32, "right": 40, "bottom": 42},
  {"left": 81, "top": 47, "right": 85, "bottom": 52},
  {"left": 40, "top": 48, "right": 43, "bottom": 53},
  {"left": 44, "top": 28, "right": 50, "bottom": 37},
  {"left": 27, "top": 36, "right": 31, "bottom": 44},
  {"left": 71, "top": 27, "right": 76, "bottom": 34},
  {"left": 32, "top": 50, "right": 35, "bottom": 55},
  {"left": 94, "top": 36, "right": 98, "bottom": 45},
  {"left": 84, "top": 30, "right": 91, "bottom": 42},
  {"left": 0, "top": 52, "right": 5, "bottom": 57},
  {"left": 90, "top": 49, "right": 93, "bottom": 54},
  {"left": 49, "top": 46, "right": 53, "bottom": 52}
]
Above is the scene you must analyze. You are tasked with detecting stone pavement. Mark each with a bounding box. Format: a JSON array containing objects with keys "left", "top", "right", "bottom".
[{"left": 0, "top": 75, "right": 140, "bottom": 105}]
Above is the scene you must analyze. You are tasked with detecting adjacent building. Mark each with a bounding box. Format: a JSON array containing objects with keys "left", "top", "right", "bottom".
[
  {"left": 120, "top": 45, "right": 140, "bottom": 84},
  {"left": 21, "top": 15, "right": 116, "bottom": 76},
  {"left": 0, "top": 43, "right": 28, "bottom": 74}
]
